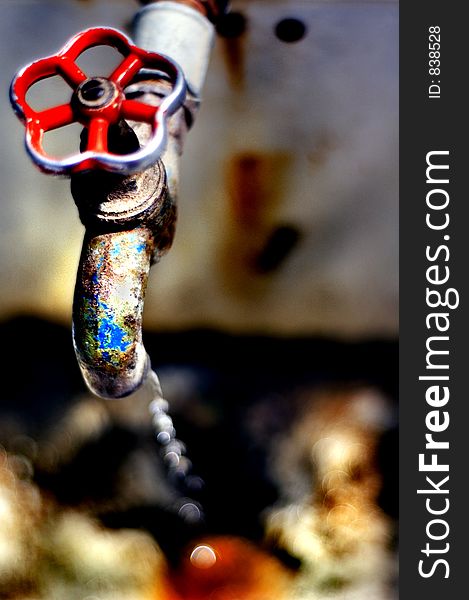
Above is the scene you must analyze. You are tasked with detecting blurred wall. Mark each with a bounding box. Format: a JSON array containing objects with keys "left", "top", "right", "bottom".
[{"left": 0, "top": 0, "right": 398, "bottom": 337}]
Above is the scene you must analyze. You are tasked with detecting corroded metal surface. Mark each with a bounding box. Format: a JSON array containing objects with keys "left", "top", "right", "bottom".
[
  {"left": 73, "top": 227, "right": 153, "bottom": 398},
  {"left": 71, "top": 160, "right": 168, "bottom": 229},
  {"left": 72, "top": 158, "right": 176, "bottom": 398}
]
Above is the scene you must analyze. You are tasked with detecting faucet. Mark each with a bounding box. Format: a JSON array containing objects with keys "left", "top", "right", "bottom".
[{"left": 10, "top": 1, "right": 220, "bottom": 399}]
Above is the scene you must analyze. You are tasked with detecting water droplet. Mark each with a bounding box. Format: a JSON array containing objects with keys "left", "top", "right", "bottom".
[
  {"left": 156, "top": 431, "right": 171, "bottom": 445},
  {"left": 153, "top": 414, "right": 173, "bottom": 431},
  {"left": 190, "top": 544, "right": 217, "bottom": 568},
  {"left": 164, "top": 451, "right": 180, "bottom": 468},
  {"left": 185, "top": 475, "right": 205, "bottom": 492},
  {"left": 149, "top": 398, "right": 169, "bottom": 415},
  {"left": 174, "top": 456, "right": 192, "bottom": 476},
  {"left": 166, "top": 440, "right": 184, "bottom": 456},
  {"left": 179, "top": 501, "right": 202, "bottom": 524}
]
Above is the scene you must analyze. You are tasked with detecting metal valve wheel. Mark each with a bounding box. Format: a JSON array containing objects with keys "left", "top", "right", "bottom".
[{"left": 10, "top": 27, "right": 186, "bottom": 175}]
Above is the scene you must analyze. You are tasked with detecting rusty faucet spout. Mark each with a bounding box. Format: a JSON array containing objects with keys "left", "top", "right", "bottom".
[{"left": 71, "top": 162, "right": 175, "bottom": 398}]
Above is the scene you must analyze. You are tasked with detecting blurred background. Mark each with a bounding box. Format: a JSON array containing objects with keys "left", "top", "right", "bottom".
[{"left": 0, "top": 1, "right": 398, "bottom": 599}]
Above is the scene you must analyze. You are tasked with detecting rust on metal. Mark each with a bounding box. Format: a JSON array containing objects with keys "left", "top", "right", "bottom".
[
  {"left": 74, "top": 227, "right": 153, "bottom": 390},
  {"left": 72, "top": 153, "right": 176, "bottom": 398},
  {"left": 218, "top": 151, "right": 294, "bottom": 294},
  {"left": 217, "top": 12, "right": 247, "bottom": 90},
  {"left": 227, "top": 151, "right": 291, "bottom": 228}
]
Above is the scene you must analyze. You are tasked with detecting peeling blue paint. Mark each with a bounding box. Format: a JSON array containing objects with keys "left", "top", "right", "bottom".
[
  {"left": 110, "top": 243, "right": 121, "bottom": 259},
  {"left": 96, "top": 302, "right": 130, "bottom": 353},
  {"left": 91, "top": 255, "right": 104, "bottom": 285}
]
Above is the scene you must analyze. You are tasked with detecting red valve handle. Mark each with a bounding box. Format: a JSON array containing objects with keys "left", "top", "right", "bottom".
[{"left": 10, "top": 27, "right": 186, "bottom": 175}]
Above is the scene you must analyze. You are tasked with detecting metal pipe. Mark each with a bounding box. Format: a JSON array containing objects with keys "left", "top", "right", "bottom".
[
  {"left": 73, "top": 227, "right": 153, "bottom": 399},
  {"left": 72, "top": 158, "right": 175, "bottom": 398},
  {"left": 133, "top": 1, "right": 215, "bottom": 97}
]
